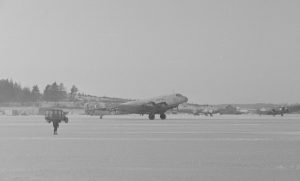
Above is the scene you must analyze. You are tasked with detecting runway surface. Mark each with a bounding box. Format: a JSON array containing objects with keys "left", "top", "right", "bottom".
[{"left": 0, "top": 114, "right": 300, "bottom": 181}]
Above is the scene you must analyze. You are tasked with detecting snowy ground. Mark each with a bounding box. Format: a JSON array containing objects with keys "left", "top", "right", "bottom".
[{"left": 0, "top": 115, "right": 300, "bottom": 181}]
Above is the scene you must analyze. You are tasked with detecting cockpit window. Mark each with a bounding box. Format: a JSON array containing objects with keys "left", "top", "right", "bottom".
[{"left": 176, "top": 94, "right": 182, "bottom": 97}]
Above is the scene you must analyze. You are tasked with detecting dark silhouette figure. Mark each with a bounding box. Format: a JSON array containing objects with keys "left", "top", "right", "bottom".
[{"left": 52, "top": 121, "right": 59, "bottom": 135}]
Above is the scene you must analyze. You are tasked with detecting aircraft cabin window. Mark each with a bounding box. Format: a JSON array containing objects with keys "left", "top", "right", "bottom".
[{"left": 176, "top": 94, "right": 182, "bottom": 97}]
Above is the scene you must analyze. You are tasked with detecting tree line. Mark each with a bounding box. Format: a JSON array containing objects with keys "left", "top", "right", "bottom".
[{"left": 0, "top": 79, "right": 79, "bottom": 103}]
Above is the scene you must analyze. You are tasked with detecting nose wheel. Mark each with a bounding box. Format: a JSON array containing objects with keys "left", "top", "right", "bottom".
[{"left": 160, "top": 113, "right": 166, "bottom": 120}]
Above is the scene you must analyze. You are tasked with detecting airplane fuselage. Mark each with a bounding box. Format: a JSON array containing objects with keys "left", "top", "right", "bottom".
[
  {"left": 110, "top": 93, "right": 188, "bottom": 119},
  {"left": 118, "top": 94, "right": 186, "bottom": 114}
]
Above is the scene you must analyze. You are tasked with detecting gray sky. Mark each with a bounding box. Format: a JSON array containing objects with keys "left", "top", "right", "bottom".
[{"left": 0, "top": 0, "right": 299, "bottom": 104}]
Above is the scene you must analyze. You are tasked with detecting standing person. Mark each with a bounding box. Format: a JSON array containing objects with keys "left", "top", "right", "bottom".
[{"left": 52, "top": 120, "right": 59, "bottom": 135}]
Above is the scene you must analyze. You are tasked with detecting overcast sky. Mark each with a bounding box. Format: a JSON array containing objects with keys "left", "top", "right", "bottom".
[{"left": 0, "top": 0, "right": 299, "bottom": 104}]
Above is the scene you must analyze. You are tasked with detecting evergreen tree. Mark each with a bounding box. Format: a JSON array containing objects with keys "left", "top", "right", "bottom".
[
  {"left": 58, "top": 83, "right": 67, "bottom": 100},
  {"left": 0, "top": 79, "right": 35, "bottom": 103},
  {"left": 31, "top": 85, "right": 41, "bottom": 102},
  {"left": 43, "top": 82, "right": 67, "bottom": 102},
  {"left": 43, "top": 84, "right": 52, "bottom": 101},
  {"left": 51, "top": 82, "right": 60, "bottom": 101},
  {"left": 0, "top": 79, "right": 80, "bottom": 103},
  {"left": 21, "top": 87, "right": 32, "bottom": 102},
  {"left": 0, "top": 79, "right": 20, "bottom": 102},
  {"left": 70, "top": 85, "right": 78, "bottom": 95},
  {"left": 70, "top": 85, "right": 78, "bottom": 100}
]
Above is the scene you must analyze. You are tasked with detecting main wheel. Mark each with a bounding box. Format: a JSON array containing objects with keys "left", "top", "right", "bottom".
[
  {"left": 160, "top": 113, "right": 166, "bottom": 120},
  {"left": 149, "top": 114, "right": 155, "bottom": 120}
]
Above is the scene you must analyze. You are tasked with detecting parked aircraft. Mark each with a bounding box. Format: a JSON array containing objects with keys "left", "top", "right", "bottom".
[
  {"left": 257, "top": 106, "right": 289, "bottom": 116},
  {"left": 95, "top": 93, "right": 188, "bottom": 120},
  {"left": 193, "top": 106, "right": 218, "bottom": 117},
  {"left": 218, "top": 105, "right": 249, "bottom": 115}
]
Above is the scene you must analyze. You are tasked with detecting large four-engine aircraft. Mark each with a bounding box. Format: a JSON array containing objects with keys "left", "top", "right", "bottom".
[{"left": 99, "top": 93, "right": 188, "bottom": 120}]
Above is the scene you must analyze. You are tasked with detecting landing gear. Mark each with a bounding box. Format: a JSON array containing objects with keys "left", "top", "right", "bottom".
[
  {"left": 149, "top": 114, "right": 155, "bottom": 120},
  {"left": 100, "top": 115, "right": 103, "bottom": 119},
  {"left": 160, "top": 113, "right": 166, "bottom": 120}
]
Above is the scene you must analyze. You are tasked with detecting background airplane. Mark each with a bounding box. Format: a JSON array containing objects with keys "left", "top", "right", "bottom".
[
  {"left": 218, "top": 105, "right": 249, "bottom": 115},
  {"left": 88, "top": 93, "right": 188, "bottom": 120},
  {"left": 193, "top": 106, "right": 219, "bottom": 117},
  {"left": 257, "top": 106, "right": 289, "bottom": 116}
]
